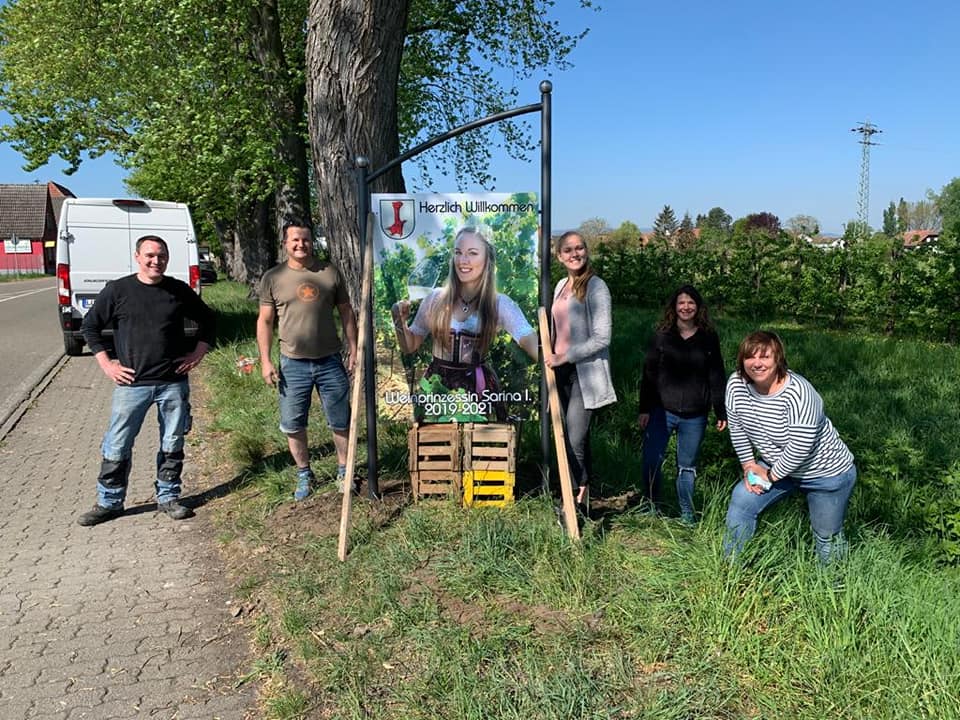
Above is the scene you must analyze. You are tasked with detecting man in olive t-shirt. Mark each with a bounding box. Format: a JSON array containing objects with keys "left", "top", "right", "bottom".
[{"left": 256, "top": 222, "right": 358, "bottom": 500}]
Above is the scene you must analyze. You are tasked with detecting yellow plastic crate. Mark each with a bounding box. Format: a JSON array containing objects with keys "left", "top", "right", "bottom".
[{"left": 463, "top": 469, "right": 515, "bottom": 507}]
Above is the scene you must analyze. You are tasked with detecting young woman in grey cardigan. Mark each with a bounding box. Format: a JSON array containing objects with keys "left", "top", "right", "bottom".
[{"left": 545, "top": 231, "right": 617, "bottom": 513}]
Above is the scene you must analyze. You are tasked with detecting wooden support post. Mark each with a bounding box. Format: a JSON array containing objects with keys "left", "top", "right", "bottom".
[
  {"left": 338, "top": 216, "right": 375, "bottom": 561},
  {"left": 537, "top": 307, "right": 579, "bottom": 540}
]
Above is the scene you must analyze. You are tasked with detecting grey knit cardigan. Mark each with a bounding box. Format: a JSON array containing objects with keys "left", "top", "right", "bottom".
[{"left": 552, "top": 275, "right": 618, "bottom": 410}]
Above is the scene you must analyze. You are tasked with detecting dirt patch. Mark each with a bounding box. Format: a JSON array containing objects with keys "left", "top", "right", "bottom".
[
  {"left": 591, "top": 488, "right": 643, "bottom": 514},
  {"left": 267, "top": 490, "right": 348, "bottom": 539},
  {"left": 442, "top": 596, "right": 575, "bottom": 637},
  {"left": 261, "top": 476, "right": 410, "bottom": 542}
]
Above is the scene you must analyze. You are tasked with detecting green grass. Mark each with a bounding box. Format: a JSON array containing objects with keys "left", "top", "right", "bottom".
[
  {"left": 201, "top": 282, "right": 960, "bottom": 719},
  {"left": 223, "top": 493, "right": 960, "bottom": 719},
  {"left": 0, "top": 272, "right": 46, "bottom": 282},
  {"left": 605, "top": 309, "right": 960, "bottom": 550}
]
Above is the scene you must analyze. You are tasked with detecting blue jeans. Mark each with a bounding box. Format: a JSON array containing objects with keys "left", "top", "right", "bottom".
[
  {"left": 278, "top": 354, "right": 350, "bottom": 433},
  {"left": 97, "top": 381, "right": 191, "bottom": 508},
  {"left": 723, "top": 464, "right": 857, "bottom": 564},
  {"left": 641, "top": 408, "right": 707, "bottom": 516}
]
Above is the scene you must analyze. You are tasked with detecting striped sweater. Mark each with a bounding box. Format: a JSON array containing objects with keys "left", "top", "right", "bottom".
[{"left": 725, "top": 370, "right": 853, "bottom": 480}]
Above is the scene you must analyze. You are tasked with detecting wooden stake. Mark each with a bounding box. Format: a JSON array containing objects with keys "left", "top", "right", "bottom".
[
  {"left": 538, "top": 307, "right": 580, "bottom": 540},
  {"left": 338, "top": 216, "right": 375, "bottom": 561}
]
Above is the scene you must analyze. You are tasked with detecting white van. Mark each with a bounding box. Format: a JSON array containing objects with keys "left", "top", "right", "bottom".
[{"left": 56, "top": 198, "right": 201, "bottom": 355}]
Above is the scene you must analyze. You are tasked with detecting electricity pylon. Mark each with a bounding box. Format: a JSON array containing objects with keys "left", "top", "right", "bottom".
[{"left": 851, "top": 121, "right": 882, "bottom": 240}]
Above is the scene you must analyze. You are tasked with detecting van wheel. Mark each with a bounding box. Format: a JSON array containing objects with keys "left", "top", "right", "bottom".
[{"left": 63, "top": 333, "right": 84, "bottom": 356}]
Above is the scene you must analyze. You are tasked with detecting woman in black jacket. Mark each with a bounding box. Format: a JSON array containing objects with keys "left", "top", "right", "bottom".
[{"left": 638, "top": 285, "right": 727, "bottom": 523}]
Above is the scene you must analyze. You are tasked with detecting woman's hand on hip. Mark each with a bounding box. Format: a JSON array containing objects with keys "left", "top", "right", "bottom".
[
  {"left": 638, "top": 413, "right": 650, "bottom": 430},
  {"left": 716, "top": 419, "right": 727, "bottom": 432}
]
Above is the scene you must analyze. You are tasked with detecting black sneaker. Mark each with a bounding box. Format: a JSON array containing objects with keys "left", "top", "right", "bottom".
[
  {"left": 575, "top": 501, "right": 590, "bottom": 524},
  {"left": 158, "top": 500, "right": 193, "bottom": 520},
  {"left": 78, "top": 504, "right": 124, "bottom": 527}
]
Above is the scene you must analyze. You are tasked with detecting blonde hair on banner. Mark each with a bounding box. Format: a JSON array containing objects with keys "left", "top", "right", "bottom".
[{"left": 429, "top": 225, "right": 499, "bottom": 357}]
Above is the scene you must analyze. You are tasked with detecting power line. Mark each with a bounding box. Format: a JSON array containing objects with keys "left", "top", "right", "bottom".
[{"left": 851, "top": 121, "right": 882, "bottom": 240}]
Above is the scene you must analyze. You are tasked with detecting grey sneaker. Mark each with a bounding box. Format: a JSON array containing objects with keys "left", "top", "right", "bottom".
[
  {"left": 78, "top": 504, "right": 123, "bottom": 527},
  {"left": 336, "top": 466, "right": 360, "bottom": 494},
  {"left": 158, "top": 500, "right": 193, "bottom": 520}
]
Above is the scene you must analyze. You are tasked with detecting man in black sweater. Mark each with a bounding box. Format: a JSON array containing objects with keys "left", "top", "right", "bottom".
[{"left": 77, "top": 235, "right": 215, "bottom": 526}]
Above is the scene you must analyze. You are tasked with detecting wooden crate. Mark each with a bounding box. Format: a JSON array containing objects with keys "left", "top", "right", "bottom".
[
  {"left": 462, "top": 423, "right": 516, "bottom": 507},
  {"left": 463, "top": 423, "right": 516, "bottom": 473},
  {"left": 408, "top": 422, "right": 461, "bottom": 500}
]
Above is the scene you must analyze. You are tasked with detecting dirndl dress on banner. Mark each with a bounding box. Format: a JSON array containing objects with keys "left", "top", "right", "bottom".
[{"left": 409, "top": 289, "right": 534, "bottom": 422}]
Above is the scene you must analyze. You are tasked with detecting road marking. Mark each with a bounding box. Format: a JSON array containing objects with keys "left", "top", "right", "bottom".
[{"left": 0, "top": 286, "right": 55, "bottom": 303}]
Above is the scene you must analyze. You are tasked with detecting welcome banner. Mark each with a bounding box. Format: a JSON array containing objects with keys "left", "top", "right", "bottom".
[{"left": 372, "top": 192, "right": 540, "bottom": 424}]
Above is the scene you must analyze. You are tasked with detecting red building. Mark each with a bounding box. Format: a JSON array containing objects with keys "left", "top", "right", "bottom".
[{"left": 0, "top": 182, "right": 75, "bottom": 276}]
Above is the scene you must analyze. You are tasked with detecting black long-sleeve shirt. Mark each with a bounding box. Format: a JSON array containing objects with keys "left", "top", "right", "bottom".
[
  {"left": 638, "top": 327, "right": 727, "bottom": 421},
  {"left": 82, "top": 274, "right": 216, "bottom": 385}
]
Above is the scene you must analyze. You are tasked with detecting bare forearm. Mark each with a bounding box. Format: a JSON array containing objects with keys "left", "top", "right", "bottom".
[
  {"left": 344, "top": 318, "right": 358, "bottom": 357},
  {"left": 94, "top": 350, "right": 112, "bottom": 371},
  {"left": 391, "top": 301, "right": 425, "bottom": 354},
  {"left": 256, "top": 319, "right": 274, "bottom": 363},
  {"left": 519, "top": 332, "right": 539, "bottom": 362}
]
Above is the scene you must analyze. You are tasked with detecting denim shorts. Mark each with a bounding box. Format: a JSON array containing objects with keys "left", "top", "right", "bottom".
[{"left": 278, "top": 353, "right": 350, "bottom": 433}]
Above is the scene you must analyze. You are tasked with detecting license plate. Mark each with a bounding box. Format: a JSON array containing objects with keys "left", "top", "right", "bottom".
[{"left": 80, "top": 297, "right": 96, "bottom": 309}]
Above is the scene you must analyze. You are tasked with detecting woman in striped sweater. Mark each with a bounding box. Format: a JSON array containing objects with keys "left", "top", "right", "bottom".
[{"left": 723, "top": 331, "right": 856, "bottom": 564}]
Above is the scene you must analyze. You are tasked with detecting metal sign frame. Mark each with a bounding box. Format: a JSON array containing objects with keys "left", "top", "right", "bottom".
[{"left": 355, "top": 81, "right": 554, "bottom": 498}]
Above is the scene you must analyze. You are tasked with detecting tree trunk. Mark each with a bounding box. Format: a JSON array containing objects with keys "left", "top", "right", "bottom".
[
  {"left": 305, "top": 0, "right": 410, "bottom": 309},
  {"left": 249, "top": 0, "right": 313, "bottom": 239},
  {"left": 219, "top": 197, "right": 275, "bottom": 287},
  {"left": 274, "top": 117, "right": 312, "bottom": 235}
]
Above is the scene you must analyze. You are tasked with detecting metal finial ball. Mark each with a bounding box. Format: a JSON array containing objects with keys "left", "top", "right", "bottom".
[
  {"left": 540, "top": 80, "right": 553, "bottom": 93},
  {"left": 356, "top": 156, "right": 370, "bottom": 168}
]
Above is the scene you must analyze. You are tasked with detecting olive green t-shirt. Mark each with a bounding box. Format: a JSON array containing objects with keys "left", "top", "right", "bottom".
[{"left": 259, "top": 260, "right": 349, "bottom": 359}]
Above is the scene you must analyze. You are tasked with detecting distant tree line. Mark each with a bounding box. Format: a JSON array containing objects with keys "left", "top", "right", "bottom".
[{"left": 573, "top": 178, "right": 960, "bottom": 344}]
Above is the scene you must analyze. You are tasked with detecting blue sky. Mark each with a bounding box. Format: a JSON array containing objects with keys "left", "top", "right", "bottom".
[{"left": 2, "top": 0, "right": 958, "bottom": 234}]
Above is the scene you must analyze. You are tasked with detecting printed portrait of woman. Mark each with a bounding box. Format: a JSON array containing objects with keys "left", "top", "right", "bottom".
[{"left": 393, "top": 225, "right": 538, "bottom": 422}]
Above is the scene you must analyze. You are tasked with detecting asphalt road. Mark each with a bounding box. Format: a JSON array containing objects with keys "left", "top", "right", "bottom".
[{"left": 0, "top": 277, "right": 64, "bottom": 423}]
